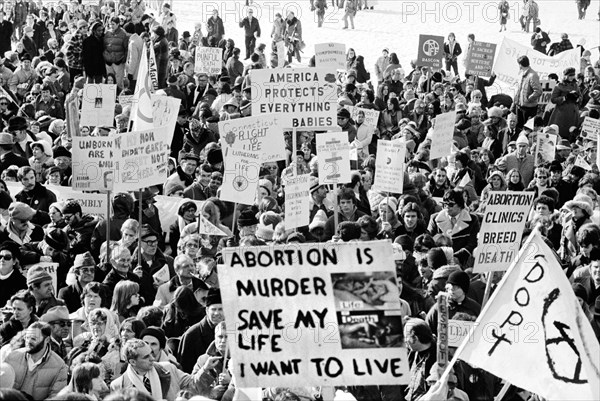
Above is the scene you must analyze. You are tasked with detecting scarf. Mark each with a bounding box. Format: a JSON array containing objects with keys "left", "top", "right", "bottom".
[{"left": 125, "top": 365, "right": 162, "bottom": 400}]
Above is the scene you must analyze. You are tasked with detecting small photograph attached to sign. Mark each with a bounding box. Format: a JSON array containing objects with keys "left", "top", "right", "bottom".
[
  {"left": 337, "top": 310, "right": 404, "bottom": 349},
  {"left": 332, "top": 272, "right": 400, "bottom": 310}
]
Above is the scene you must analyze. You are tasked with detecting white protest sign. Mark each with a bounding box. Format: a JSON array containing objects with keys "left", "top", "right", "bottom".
[
  {"left": 457, "top": 172, "right": 471, "bottom": 189},
  {"left": 474, "top": 191, "right": 535, "bottom": 273},
  {"left": 345, "top": 106, "right": 380, "bottom": 129},
  {"left": 574, "top": 155, "right": 592, "bottom": 171},
  {"left": 220, "top": 241, "right": 410, "bottom": 387},
  {"left": 152, "top": 264, "right": 170, "bottom": 286},
  {"left": 219, "top": 114, "right": 287, "bottom": 162},
  {"left": 429, "top": 111, "right": 456, "bottom": 160},
  {"left": 251, "top": 68, "right": 338, "bottom": 129},
  {"left": 118, "top": 95, "right": 134, "bottom": 107},
  {"left": 315, "top": 43, "right": 346, "bottom": 70},
  {"left": 152, "top": 95, "right": 181, "bottom": 152},
  {"left": 80, "top": 84, "right": 117, "bottom": 127},
  {"left": 581, "top": 117, "right": 600, "bottom": 141},
  {"left": 534, "top": 132, "right": 557, "bottom": 166},
  {"left": 458, "top": 232, "right": 600, "bottom": 401},
  {"left": 538, "top": 80, "right": 557, "bottom": 105},
  {"left": 284, "top": 174, "right": 311, "bottom": 230},
  {"left": 198, "top": 214, "right": 227, "bottom": 236},
  {"left": 71, "top": 136, "right": 117, "bottom": 191},
  {"left": 47, "top": 185, "right": 110, "bottom": 217},
  {"left": 373, "top": 140, "right": 406, "bottom": 193},
  {"left": 221, "top": 149, "right": 262, "bottom": 205},
  {"left": 194, "top": 47, "right": 223, "bottom": 75},
  {"left": 493, "top": 37, "right": 580, "bottom": 89},
  {"left": 316, "top": 131, "right": 351, "bottom": 185},
  {"left": 155, "top": 195, "right": 181, "bottom": 233},
  {"left": 114, "top": 127, "right": 169, "bottom": 191},
  {"left": 448, "top": 320, "right": 476, "bottom": 347}
]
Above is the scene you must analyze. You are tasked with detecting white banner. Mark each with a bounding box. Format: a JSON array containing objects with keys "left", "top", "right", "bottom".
[
  {"left": 284, "top": 174, "right": 311, "bottom": 230},
  {"left": 315, "top": 43, "right": 346, "bottom": 70},
  {"left": 80, "top": 84, "right": 117, "bottom": 127},
  {"left": 47, "top": 186, "right": 110, "bottom": 217},
  {"left": 493, "top": 37, "right": 580, "bottom": 90},
  {"left": 194, "top": 47, "right": 223, "bottom": 75},
  {"left": 474, "top": 191, "right": 535, "bottom": 273},
  {"left": 250, "top": 68, "right": 337, "bottom": 129},
  {"left": 221, "top": 149, "right": 261, "bottom": 205},
  {"left": 316, "top": 131, "right": 351, "bottom": 185},
  {"left": 429, "top": 111, "right": 456, "bottom": 160},
  {"left": 130, "top": 44, "right": 155, "bottom": 132},
  {"left": 152, "top": 95, "right": 181, "bottom": 153},
  {"left": 448, "top": 320, "right": 476, "bottom": 347},
  {"left": 220, "top": 241, "right": 410, "bottom": 387},
  {"left": 219, "top": 114, "right": 287, "bottom": 162},
  {"left": 373, "top": 140, "right": 406, "bottom": 193}
]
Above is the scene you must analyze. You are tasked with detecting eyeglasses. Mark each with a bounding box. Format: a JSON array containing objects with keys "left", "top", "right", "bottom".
[
  {"left": 51, "top": 320, "right": 72, "bottom": 327},
  {"left": 0, "top": 254, "right": 13, "bottom": 261},
  {"left": 142, "top": 239, "right": 158, "bottom": 246}
]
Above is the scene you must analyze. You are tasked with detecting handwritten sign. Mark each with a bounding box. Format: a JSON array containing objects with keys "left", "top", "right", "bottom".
[
  {"left": 373, "top": 140, "right": 406, "bottom": 193},
  {"left": 71, "top": 136, "right": 116, "bottom": 191},
  {"left": 539, "top": 80, "right": 557, "bottom": 105},
  {"left": 219, "top": 114, "right": 286, "bottom": 162},
  {"left": 221, "top": 149, "right": 261, "bottom": 205},
  {"left": 194, "top": 47, "right": 223, "bottom": 75},
  {"left": 315, "top": 43, "right": 346, "bottom": 70},
  {"left": 80, "top": 84, "right": 117, "bottom": 127},
  {"left": 284, "top": 174, "right": 311, "bottom": 230},
  {"left": 429, "top": 111, "right": 457, "bottom": 160},
  {"left": 581, "top": 117, "right": 600, "bottom": 141}
]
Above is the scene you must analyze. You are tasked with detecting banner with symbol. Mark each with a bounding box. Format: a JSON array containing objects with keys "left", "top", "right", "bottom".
[
  {"left": 221, "top": 148, "right": 262, "bottom": 205},
  {"left": 417, "top": 35, "right": 444, "bottom": 69},
  {"left": 373, "top": 140, "right": 406, "bottom": 193},
  {"left": 316, "top": 131, "right": 351, "bottom": 185}
]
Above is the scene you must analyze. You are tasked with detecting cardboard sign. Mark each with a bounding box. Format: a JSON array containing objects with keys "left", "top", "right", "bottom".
[
  {"left": 250, "top": 68, "right": 337, "bottom": 129},
  {"left": 474, "top": 191, "right": 535, "bottom": 273},
  {"left": 194, "top": 47, "right": 223, "bottom": 75},
  {"left": 465, "top": 41, "right": 497, "bottom": 78},
  {"left": 534, "top": 132, "right": 557, "bottom": 166},
  {"left": 114, "top": 128, "right": 169, "bottom": 191},
  {"left": 373, "top": 140, "right": 406, "bottom": 193},
  {"left": 581, "top": 117, "right": 600, "bottom": 141},
  {"left": 448, "top": 320, "right": 476, "bottom": 347},
  {"left": 220, "top": 241, "right": 410, "bottom": 387},
  {"left": 219, "top": 114, "right": 287, "bottom": 162},
  {"left": 417, "top": 35, "right": 444, "bottom": 69},
  {"left": 152, "top": 264, "right": 170, "bottom": 286},
  {"left": 221, "top": 149, "right": 262, "bottom": 205},
  {"left": 315, "top": 42, "right": 346, "bottom": 70},
  {"left": 429, "top": 111, "right": 457, "bottom": 160},
  {"left": 493, "top": 37, "right": 580, "bottom": 89},
  {"left": 80, "top": 84, "right": 117, "bottom": 127},
  {"left": 71, "top": 136, "right": 117, "bottom": 191},
  {"left": 539, "top": 80, "right": 557, "bottom": 106},
  {"left": 316, "top": 131, "right": 351, "bottom": 185},
  {"left": 574, "top": 155, "right": 592, "bottom": 171},
  {"left": 284, "top": 174, "right": 311, "bottom": 230}
]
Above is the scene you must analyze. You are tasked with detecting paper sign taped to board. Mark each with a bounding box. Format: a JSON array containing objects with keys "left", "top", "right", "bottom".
[
  {"left": 221, "top": 149, "right": 261, "bottom": 205},
  {"left": 373, "top": 140, "right": 406, "bottom": 193},
  {"left": 220, "top": 241, "right": 410, "bottom": 387}
]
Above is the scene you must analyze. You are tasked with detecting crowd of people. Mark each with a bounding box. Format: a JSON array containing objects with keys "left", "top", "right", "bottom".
[{"left": 0, "top": 0, "right": 599, "bottom": 401}]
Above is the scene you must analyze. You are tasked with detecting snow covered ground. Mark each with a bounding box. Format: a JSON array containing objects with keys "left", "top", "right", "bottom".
[{"left": 170, "top": 0, "right": 599, "bottom": 91}]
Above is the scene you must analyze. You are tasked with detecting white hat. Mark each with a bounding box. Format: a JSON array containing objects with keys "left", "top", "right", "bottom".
[
  {"left": 309, "top": 209, "right": 328, "bottom": 231},
  {"left": 515, "top": 135, "right": 529, "bottom": 146}
]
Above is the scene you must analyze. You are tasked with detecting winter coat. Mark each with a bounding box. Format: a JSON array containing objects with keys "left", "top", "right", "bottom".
[
  {"left": 0, "top": 20, "right": 14, "bottom": 55},
  {"left": 502, "top": 152, "right": 535, "bottom": 186},
  {"left": 191, "top": 341, "right": 232, "bottom": 399},
  {"left": 374, "top": 55, "right": 390, "bottom": 82},
  {"left": 548, "top": 80, "right": 581, "bottom": 139},
  {"left": 239, "top": 16, "right": 261, "bottom": 37},
  {"left": 206, "top": 16, "right": 225, "bottom": 42},
  {"left": 15, "top": 181, "right": 57, "bottom": 213},
  {"left": 355, "top": 56, "right": 370, "bottom": 84},
  {"left": 155, "top": 275, "right": 209, "bottom": 308},
  {"left": 271, "top": 18, "right": 286, "bottom": 42},
  {"left": 443, "top": 41, "right": 462, "bottom": 62},
  {"left": 103, "top": 27, "right": 129, "bottom": 64},
  {"left": 5, "top": 346, "right": 68, "bottom": 400},
  {"left": 427, "top": 209, "right": 480, "bottom": 254},
  {"left": 90, "top": 194, "right": 135, "bottom": 260},
  {"left": 153, "top": 36, "right": 169, "bottom": 89},
  {"left": 82, "top": 34, "right": 107, "bottom": 76},
  {"left": 66, "top": 214, "right": 99, "bottom": 257},
  {"left": 514, "top": 66, "right": 542, "bottom": 108},
  {"left": 531, "top": 30, "right": 550, "bottom": 54},
  {"left": 178, "top": 316, "right": 218, "bottom": 373},
  {"left": 65, "top": 33, "right": 84, "bottom": 70}
]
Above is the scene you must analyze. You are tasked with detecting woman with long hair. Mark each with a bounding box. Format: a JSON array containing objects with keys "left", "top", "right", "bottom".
[
  {"left": 110, "top": 280, "right": 141, "bottom": 323},
  {"left": 346, "top": 47, "right": 357, "bottom": 70},
  {"left": 119, "top": 317, "right": 146, "bottom": 344},
  {"left": 506, "top": 168, "right": 525, "bottom": 191},
  {"left": 162, "top": 286, "right": 206, "bottom": 338},
  {"left": 378, "top": 97, "right": 402, "bottom": 139}
]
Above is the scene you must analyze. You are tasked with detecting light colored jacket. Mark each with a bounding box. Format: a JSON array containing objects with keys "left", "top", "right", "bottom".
[
  {"left": 374, "top": 55, "right": 390, "bottom": 82},
  {"left": 514, "top": 66, "right": 542, "bottom": 108},
  {"left": 127, "top": 33, "right": 144, "bottom": 77},
  {"left": 6, "top": 346, "right": 68, "bottom": 400}
]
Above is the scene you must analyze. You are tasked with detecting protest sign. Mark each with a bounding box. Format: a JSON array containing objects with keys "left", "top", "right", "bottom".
[
  {"left": 152, "top": 264, "right": 170, "bottom": 286},
  {"left": 155, "top": 195, "right": 181, "bottom": 232},
  {"left": 221, "top": 149, "right": 262, "bottom": 205},
  {"left": 373, "top": 140, "right": 406, "bottom": 193},
  {"left": 80, "top": 84, "right": 117, "bottom": 127},
  {"left": 474, "top": 191, "right": 535, "bottom": 273},
  {"left": 429, "top": 111, "right": 456, "bottom": 160},
  {"left": 574, "top": 155, "right": 592, "bottom": 171},
  {"left": 194, "top": 47, "right": 223, "bottom": 75},
  {"left": 493, "top": 37, "right": 580, "bottom": 89},
  {"left": 65, "top": 96, "right": 80, "bottom": 137},
  {"left": 597, "top": 140, "right": 600, "bottom": 170},
  {"left": 220, "top": 241, "right": 410, "bottom": 387},
  {"left": 448, "top": 320, "right": 476, "bottom": 347},
  {"left": 344, "top": 105, "right": 380, "bottom": 146},
  {"left": 151, "top": 95, "right": 181, "bottom": 153},
  {"left": 148, "top": 43, "right": 159, "bottom": 91},
  {"left": 251, "top": 68, "right": 337, "bottom": 129},
  {"left": 538, "top": 80, "right": 557, "bottom": 105},
  {"left": 534, "top": 132, "right": 556, "bottom": 166},
  {"left": 118, "top": 95, "right": 134, "bottom": 107},
  {"left": 219, "top": 114, "right": 286, "bottom": 162},
  {"left": 437, "top": 292, "right": 449, "bottom": 367},
  {"left": 417, "top": 35, "right": 444, "bottom": 69},
  {"left": 197, "top": 214, "right": 227, "bottom": 236},
  {"left": 581, "top": 117, "right": 600, "bottom": 141},
  {"left": 114, "top": 127, "right": 169, "bottom": 191},
  {"left": 284, "top": 174, "right": 311, "bottom": 230},
  {"left": 315, "top": 43, "right": 346, "bottom": 70},
  {"left": 316, "top": 131, "right": 351, "bottom": 185},
  {"left": 71, "top": 136, "right": 116, "bottom": 191},
  {"left": 47, "top": 185, "right": 110, "bottom": 216},
  {"left": 457, "top": 231, "right": 600, "bottom": 401},
  {"left": 465, "top": 41, "right": 497, "bottom": 78}
]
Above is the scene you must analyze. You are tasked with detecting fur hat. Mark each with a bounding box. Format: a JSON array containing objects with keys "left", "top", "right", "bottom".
[
  {"left": 53, "top": 146, "right": 72, "bottom": 159},
  {"left": 205, "top": 289, "right": 222, "bottom": 307},
  {"left": 238, "top": 209, "right": 259, "bottom": 227},
  {"left": 564, "top": 194, "right": 593, "bottom": 216}
]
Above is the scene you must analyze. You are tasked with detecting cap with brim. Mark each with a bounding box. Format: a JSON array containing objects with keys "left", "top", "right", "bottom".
[
  {"left": 134, "top": 187, "right": 158, "bottom": 202},
  {"left": 223, "top": 98, "right": 239, "bottom": 108}
]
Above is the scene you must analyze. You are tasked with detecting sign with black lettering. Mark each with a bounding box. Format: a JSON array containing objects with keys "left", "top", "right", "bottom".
[
  {"left": 220, "top": 241, "right": 410, "bottom": 387},
  {"left": 71, "top": 136, "right": 116, "bottom": 191},
  {"left": 465, "top": 41, "right": 497, "bottom": 78},
  {"left": 250, "top": 68, "right": 337, "bottom": 129},
  {"left": 474, "top": 191, "right": 535, "bottom": 273}
]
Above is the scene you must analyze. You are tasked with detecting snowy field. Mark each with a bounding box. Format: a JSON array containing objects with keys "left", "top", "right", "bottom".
[{"left": 168, "top": 0, "right": 599, "bottom": 94}]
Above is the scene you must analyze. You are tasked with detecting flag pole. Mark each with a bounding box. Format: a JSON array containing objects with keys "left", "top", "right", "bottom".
[
  {"left": 105, "top": 190, "right": 111, "bottom": 264},
  {"left": 494, "top": 382, "right": 512, "bottom": 401},
  {"left": 137, "top": 189, "right": 143, "bottom": 270},
  {"left": 482, "top": 271, "right": 495, "bottom": 307}
]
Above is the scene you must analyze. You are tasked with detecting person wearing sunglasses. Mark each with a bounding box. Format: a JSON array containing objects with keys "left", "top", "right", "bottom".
[
  {"left": 0, "top": 241, "right": 27, "bottom": 309},
  {"left": 40, "top": 305, "right": 72, "bottom": 360}
]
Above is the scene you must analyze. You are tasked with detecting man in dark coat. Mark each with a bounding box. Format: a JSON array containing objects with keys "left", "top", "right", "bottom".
[
  {"left": 178, "top": 290, "right": 224, "bottom": 373},
  {"left": 0, "top": 10, "right": 13, "bottom": 57},
  {"left": 102, "top": 246, "right": 141, "bottom": 294},
  {"left": 61, "top": 200, "right": 99, "bottom": 258},
  {"left": 81, "top": 21, "right": 106, "bottom": 83},
  {"left": 15, "top": 166, "right": 57, "bottom": 218},
  {"left": 57, "top": 252, "right": 97, "bottom": 312},
  {"left": 239, "top": 9, "right": 261, "bottom": 59}
]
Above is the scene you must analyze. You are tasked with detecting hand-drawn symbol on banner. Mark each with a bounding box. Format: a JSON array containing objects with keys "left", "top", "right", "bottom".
[
  {"left": 423, "top": 40, "right": 440, "bottom": 56},
  {"left": 234, "top": 176, "right": 248, "bottom": 191},
  {"left": 137, "top": 77, "right": 154, "bottom": 124},
  {"left": 325, "top": 138, "right": 342, "bottom": 181}
]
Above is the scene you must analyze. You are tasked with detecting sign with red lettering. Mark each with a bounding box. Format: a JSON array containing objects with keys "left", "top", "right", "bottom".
[{"left": 220, "top": 241, "right": 410, "bottom": 387}]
